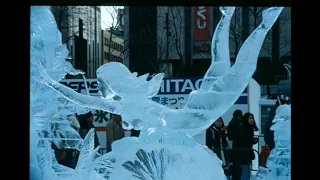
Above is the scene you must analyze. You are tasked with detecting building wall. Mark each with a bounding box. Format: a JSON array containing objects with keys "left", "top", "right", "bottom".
[
  {"left": 157, "top": 6, "right": 185, "bottom": 61},
  {"left": 124, "top": 6, "right": 291, "bottom": 78},
  {"left": 117, "top": 8, "right": 124, "bottom": 32},
  {"left": 127, "top": 6, "right": 158, "bottom": 76},
  {"left": 50, "top": 6, "right": 101, "bottom": 78},
  {"left": 123, "top": 6, "right": 130, "bottom": 68},
  {"left": 101, "top": 30, "right": 124, "bottom": 64}
]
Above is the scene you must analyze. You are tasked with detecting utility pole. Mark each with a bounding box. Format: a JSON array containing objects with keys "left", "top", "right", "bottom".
[
  {"left": 165, "top": 12, "right": 169, "bottom": 76},
  {"left": 93, "top": 6, "right": 97, "bottom": 78}
]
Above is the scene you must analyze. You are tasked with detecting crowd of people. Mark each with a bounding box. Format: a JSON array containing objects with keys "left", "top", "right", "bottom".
[
  {"left": 205, "top": 94, "right": 290, "bottom": 180},
  {"left": 206, "top": 110, "right": 259, "bottom": 180},
  {"left": 53, "top": 112, "right": 127, "bottom": 169},
  {"left": 52, "top": 95, "right": 289, "bottom": 179}
]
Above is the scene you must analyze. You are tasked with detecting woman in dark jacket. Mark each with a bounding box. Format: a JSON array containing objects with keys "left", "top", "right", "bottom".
[
  {"left": 206, "top": 117, "right": 229, "bottom": 167},
  {"left": 235, "top": 112, "right": 258, "bottom": 180}
]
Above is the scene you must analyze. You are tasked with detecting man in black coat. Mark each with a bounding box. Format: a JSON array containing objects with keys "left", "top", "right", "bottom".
[{"left": 227, "top": 110, "right": 243, "bottom": 180}]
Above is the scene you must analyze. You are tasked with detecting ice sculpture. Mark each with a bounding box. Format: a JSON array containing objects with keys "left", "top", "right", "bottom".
[
  {"left": 33, "top": 6, "right": 283, "bottom": 137},
  {"left": 30, "top": 6, "right": 94, "bottom": 180},
  {"left": 255, "top": 104, "right": 291, "bottom": 180},
  {"left": 31, "top": 6, "right": 283, "bottom": 180}
]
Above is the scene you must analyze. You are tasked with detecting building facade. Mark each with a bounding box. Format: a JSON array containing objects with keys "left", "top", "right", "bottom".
[
  {"left": 50, "top": 6, "right": 102, "bottom": 78},
  {"left": 101, "top": 29, "right": 124, "bottom": 64},
  {"left": 124, "top": 6, "right": 291, "bottom": 87}
]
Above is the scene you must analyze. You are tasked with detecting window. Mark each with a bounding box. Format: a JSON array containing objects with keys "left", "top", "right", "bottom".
[
  {"left": 110, "top": 41, "right": 113, "bottom": 49},
  {"left": 104, "top": 38, "right": 107, "bottom": 45},
  {"left": 104, "top": 51, "right": 107, "bottom": 59}
]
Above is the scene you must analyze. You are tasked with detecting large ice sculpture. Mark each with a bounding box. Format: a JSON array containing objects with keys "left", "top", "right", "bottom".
[
  {"left": 30, "top": 6, "right": 94, "bottom": 180},
  {"left": 255, "top": 104, "right": 291, "bottom": 180},
  {"left": 33, "top": 6, "right": 283, "bottom": 137},
  {"left": 31, "top": 6, "right": 283, "bottom": 180}
]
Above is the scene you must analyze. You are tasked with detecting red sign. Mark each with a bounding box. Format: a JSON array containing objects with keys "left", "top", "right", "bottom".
[{"left": 194, "top": 6, "right": 210, "bottom": 41}]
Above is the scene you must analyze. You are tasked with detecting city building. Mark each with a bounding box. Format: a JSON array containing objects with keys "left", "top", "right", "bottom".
[
  {"left": 124, "top": 6, "right": 291, "bottom": 82},
  {"left": 101, "top": 29, "right": 124, "bottom": 64},
  {"left": 50, "top": 6, "right": 102, "bottom": 78}
]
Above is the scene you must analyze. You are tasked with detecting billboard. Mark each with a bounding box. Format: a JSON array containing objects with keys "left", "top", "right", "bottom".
[{"left": 193, "top": 6, "right": 210, "bottom": 41}]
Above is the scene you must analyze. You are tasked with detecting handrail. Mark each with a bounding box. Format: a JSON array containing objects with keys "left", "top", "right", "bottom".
[{"left": 211, "top": 147, "right": 260, "bottom": 175}]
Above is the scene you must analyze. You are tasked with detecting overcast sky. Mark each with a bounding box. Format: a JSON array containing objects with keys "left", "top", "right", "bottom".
[{"left": 100, "top": 6, "right": 124, "bottom": 30}]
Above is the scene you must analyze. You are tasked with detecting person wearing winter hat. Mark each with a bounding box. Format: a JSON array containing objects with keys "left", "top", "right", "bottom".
[
  {"left": 67, "top": 114, "right": 80, "bottom": 132},
  {"left": 78, "top": 111, "right": 100, "bottom": 149}
]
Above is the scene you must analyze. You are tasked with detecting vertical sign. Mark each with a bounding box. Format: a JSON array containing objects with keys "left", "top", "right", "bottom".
[
  {"left": 194, "top": 6, "right": 210, "bottom": 41},
  {"left": 260, "top": 105, "right": 274, "bottom": 134}
]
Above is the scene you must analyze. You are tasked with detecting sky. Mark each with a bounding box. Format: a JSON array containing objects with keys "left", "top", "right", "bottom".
[{"left": 100, "top": 6, "right": 124, "bottom": 30}]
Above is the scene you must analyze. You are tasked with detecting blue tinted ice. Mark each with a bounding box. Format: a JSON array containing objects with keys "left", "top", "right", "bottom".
[
  {"left": 31, "top": 6, "right": 283, "bottom": 180},
  {"left": 255, "top": 104, "right": 291, "bottom": 180},
  {"left": 34, "top": 6, "right": 284, "bottom": 136}
]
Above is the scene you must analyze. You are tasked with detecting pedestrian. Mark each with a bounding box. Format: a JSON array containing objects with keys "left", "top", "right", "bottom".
[
  {"left": 227, "top": 109, "right": 243, "bottom": 180},
  {"left": 78, "top": 111, "right": 100, "bottom": 149},
  {"left": 236, "top": 112, "right": 259, "bottom": 180},
  {"left": 130, "top": 129, "right": 141, "bottom": 137},
  {"left": 206, "top": 117, "right": 229, "bottom": 166},
  {"left": 106, "top": 114, "right": 125, "bottom": 153},
  {"left": 52, "top": 114, "right": 81, "bottom": 169}
]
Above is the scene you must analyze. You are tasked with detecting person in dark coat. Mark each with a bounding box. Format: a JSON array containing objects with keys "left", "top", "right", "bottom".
[
  {"left": 236, "top": 112, "right": 259, "bottom": 180},
  {"left": 227, "top": 109, "right": 243, "bottom": 180},
  {"left": 206, "top": 117, "right": 229, "bottom": 166},
  {"left": 52, "top": 114, "right": 81, "bottom": 169},
  {"left": 264, "top": 95, "right": 289, "bottom": 150},
  {"left": 130, "top": 129, "right": 141, "bottom": 137},
  {"left": 78, "top": 111, "right": 100, "bottom": 149}
]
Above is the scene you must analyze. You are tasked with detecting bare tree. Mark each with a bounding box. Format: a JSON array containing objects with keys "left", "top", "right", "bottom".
[
  {"left": 130, "top": 6, "right": 212, "bottom": 77},
  {"left": 229, "top": 8, "right": 243, "bottom": 59},
  {"left": 50, "top": 6, "right": 92, "bottom": 44},
  {"left": 102, "top": 6, "right": 129, "bottom": 64},
  {"left": 124, "top": 7, "right": 176, "bottom": 76},
  {"left": 229, "top": 7, "right": 291, "bottom": 60},
  {"left": 155, "top": 6, "right": 187, "bottom": 76}
]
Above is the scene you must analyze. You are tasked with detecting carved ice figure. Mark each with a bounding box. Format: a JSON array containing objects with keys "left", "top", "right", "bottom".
[
  {"left": 255, "top": 104, "right": 291, "bottom": 180},
  {"left": 30, "top": 6, "right": 92, "bottom": 180},
  {"left": 30, "top": 6, "right": 283, "bottom": 180},
  {"left": 33, "top": 6, "right": 284, "bottom": 137}
]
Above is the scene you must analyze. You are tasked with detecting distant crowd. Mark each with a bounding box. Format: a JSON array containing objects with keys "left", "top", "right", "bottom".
[
  {"left": 53, "top": 95, "right": 289, "bottom": 180},
  {"left": 52, "top": 112, "right": 128, "bottom": 169},
  {"left": 205, "top": 94, "right": 290, "bottom": 180}
]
